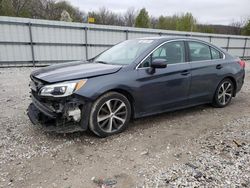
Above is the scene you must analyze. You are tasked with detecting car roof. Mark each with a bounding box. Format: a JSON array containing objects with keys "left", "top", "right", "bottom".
[
  {"left": 137, "top": 36, "right": 206, "bottom": 43},
  {"left": 136, "top": 36, "right": 230, "bottom": 60}
]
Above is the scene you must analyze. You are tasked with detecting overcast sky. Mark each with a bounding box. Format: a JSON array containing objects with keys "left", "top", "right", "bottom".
[{"left": 68, "top": 0, "right": 249, "bottom": 25}]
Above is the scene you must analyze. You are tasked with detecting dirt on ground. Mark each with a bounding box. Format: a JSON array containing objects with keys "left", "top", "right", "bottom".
[{"left": 0, "top": 62, "right": 249, "bottom": 188}]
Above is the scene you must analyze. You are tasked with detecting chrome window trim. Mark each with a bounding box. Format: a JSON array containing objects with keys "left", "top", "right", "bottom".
[
  {"left": 187, "top": 40, "right": 226, "bottom": 62},
  {"left": 136, "top": 39, "right": 226, "bottom": 70},
  {"left": 210, "top": 46, "right": 226, "bottom": 60},
  {"left": 136, "top": 39, "right": 185, "bottom": 69}
]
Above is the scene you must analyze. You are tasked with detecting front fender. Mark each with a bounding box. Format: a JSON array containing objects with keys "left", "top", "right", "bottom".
[{"left": 74, "top": 73, "right": 138, "bottom": 102}]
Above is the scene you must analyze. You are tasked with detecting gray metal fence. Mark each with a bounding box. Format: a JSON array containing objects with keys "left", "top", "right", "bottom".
[{"left": 0, "top": 16, "right": 250, "bottom": 67}]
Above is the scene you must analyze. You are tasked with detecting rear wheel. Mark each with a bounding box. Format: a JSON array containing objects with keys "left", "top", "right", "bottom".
[
  {"left": 89, "top": 92, "right": 131, "bottom": 137},
  {"left": 213, "top": 78, "right": 234, "bottom": 108}
]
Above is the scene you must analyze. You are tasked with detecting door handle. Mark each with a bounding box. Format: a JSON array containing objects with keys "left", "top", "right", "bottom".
[
  {"left": 181, "top": 70, "right": 190, "bottom": 76},
  {"left": 216, "top": 64, "right": 223, "bottom": 69}
]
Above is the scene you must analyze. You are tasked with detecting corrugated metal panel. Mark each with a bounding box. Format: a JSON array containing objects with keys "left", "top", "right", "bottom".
[
  {"left": 230, "top": 38, "right": 245, "bottom": 47},
  {"left": 0, "top": 45, "right": 31, "bottom": 61},
  {"left": 88, "top": 46, "right": 109, "bottom": 59},
  {"left": 128, "top": 32, "right": 159, "bottom": 39},
  {"left": 34, "top": 46, "right": 85, "bottom": 61},
  {"left": 193, "top": 36, "right": 210, "bottom": 42},
  {"left": 211, "top": 38, "right": 228, "bottom": 47},
  {"left": 32, "top": 26, "right": 85, "bottom": 44},
  {"left": 88, "top": 30, "right": 125, "bottom": 44},
  {"left": 246, "top": 39, "right": 250, "bottom": 48},
  {"left": 245, "top": 49, "right": 250, "bottom": 57},
  {"left": 0, "top": 23, "right": 29, "bottom": 42},
  {"left": 228, "top": 49, "right": 244, "bottom": 57},
  {"left": 0, "top": 16, "right": 250, "bottom": 66}
]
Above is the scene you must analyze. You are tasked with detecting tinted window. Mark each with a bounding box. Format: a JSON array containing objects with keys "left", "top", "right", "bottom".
[
  {"left": 188, "top": 42, "right": 211, "bottom": 61},
  {"left": 211, "top": 47, "right": 222, "bottom": 59},
  {"left": 140, "top": 41, "right": 185, "bottom": 68}
]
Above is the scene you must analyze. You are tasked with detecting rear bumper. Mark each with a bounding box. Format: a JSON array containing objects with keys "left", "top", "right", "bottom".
[
  {"left": 235, "top": 70, "right": 245, "bottom": 94},
  {"left": 27, "top": 94, "right": 92, "bottom": 133}
]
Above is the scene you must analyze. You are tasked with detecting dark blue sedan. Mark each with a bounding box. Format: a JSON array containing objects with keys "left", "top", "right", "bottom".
[{"left": 28, "top": 37, "right": 245, "bottom": 137}]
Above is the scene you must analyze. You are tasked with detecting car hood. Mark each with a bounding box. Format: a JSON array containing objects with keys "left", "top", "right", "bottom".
[{"left": 31, "top": 61, "right": 123, "bottom": 83}]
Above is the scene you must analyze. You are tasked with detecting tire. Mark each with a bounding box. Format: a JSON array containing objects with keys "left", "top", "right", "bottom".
[
  {"left": 89, "top": 92, "right": 131, "bottom": 137},
  {"left": 212, "top": 78, "right": 234, "bottom": 108}
]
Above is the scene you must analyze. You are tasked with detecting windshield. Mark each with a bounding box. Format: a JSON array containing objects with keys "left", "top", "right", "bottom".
[{"left": 94, "top": 39, "right": 154, "bottom": 65}]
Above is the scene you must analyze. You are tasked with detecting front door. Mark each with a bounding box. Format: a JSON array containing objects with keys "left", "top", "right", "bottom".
[{"left": 136, "top": 41, "right": 191, "bottom": 115}]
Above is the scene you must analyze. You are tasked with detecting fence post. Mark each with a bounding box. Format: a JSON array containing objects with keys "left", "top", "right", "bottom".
[
  {"left": 84, "top": 27, "right": 88, "bottom": 60},
  {"left": 125, "top": 30, "right": 129, "bottom": 40},
  {"left": 242, "top": 38, "right": 247, "bottom": 59},
  {"left": 209, "top": 36, "right": 212, "bottom": 43},
  {"left": 226, "top": 37, "right": 230, "bottom": 52},
  {"left": 28, "top": 22, "right": 35, "bottom": 66}
]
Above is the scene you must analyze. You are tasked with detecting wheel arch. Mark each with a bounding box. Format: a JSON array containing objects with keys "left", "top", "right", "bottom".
[
  {"left": 104, "top": 88, "right": 135, "bottom": 119},
  {"left": 222, "top": 76, "right": 237, "bottom": 97}
]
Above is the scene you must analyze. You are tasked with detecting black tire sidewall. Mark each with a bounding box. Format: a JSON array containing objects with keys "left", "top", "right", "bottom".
[
  {"left": 213, "top": 78, "right": 234, "bottom": 108},
  {"left": 89, "top": 92, "right": 131, "bottom": 137}
]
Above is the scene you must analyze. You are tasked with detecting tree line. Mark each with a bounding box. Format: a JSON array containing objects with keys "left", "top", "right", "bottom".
[{"left": 0, "top": 0, "right": 249, "bottom": 35}]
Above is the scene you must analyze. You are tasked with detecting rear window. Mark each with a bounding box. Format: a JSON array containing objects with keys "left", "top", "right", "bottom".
[
  {"left": 188, "top": 41, "right": 224, "bottom": 62},
  {"left": 210, "top": 47, "right": 222, "bottom": 59},
  {"left": 188, "top": 41, "right": 212, "bottom": 61}
]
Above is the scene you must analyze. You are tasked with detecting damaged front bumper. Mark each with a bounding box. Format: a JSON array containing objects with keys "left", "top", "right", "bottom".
[{"left": 27, "top": 93, "right": 92, "bottom": 133}]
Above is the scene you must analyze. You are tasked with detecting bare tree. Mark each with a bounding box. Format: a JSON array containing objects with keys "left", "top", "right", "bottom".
[
  {"left": 98, "top": 7, "right": 111, "bottom": 25},
  {"left": 230, "top": 18, "right": 247, "bottom": 35},
  {"left": 11, "top": 0, "right": 31, "bottom": 16},
  {"left": 124, "top": 8, "right": 136, "bottom": 27},
  {"left": 150, "top": 16, "right": 158, "bottom": 29},
  {"left": 88, "top": 7, "right": 125, "bottom": 26}
]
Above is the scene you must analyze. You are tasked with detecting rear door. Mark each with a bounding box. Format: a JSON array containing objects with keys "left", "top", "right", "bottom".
[{"left": 187, "top": 41, "right": 225, "bottom": 103}]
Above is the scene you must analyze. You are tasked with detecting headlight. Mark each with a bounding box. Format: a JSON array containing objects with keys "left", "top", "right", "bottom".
[{"left": 39, "top": 79, "right": 87, "bottom": 97}]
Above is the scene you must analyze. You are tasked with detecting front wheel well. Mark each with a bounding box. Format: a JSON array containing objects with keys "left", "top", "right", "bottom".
[{"left": 105, "top": 89, "right": 135, "bottom": 119}]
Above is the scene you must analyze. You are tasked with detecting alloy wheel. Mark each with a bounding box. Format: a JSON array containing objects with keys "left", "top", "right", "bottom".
[
  {"left": 97, "top": 99, "right": 127, "bottom": 133},
  {"left": 218, "top": 81, "right": 233, "bottom": 105}
]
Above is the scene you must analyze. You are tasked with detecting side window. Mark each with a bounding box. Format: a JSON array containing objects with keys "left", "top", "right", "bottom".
[
  {"left": 152, "top": 47, "right": 166, "bottom": 58},
  {"left": 139, "top": 41, "right": 185, "bottom": 68},
  {"left": 188, "top": 42, "right": 212, "bottom": 61},
  {"left": 211, "top": 47, "right": 222, "bottom": 59},
  {"left": 140, "top": 56, "right": 151, "bottom": 68}
]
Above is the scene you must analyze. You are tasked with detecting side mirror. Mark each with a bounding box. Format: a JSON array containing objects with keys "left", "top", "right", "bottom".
[{"left": 151, "top": 59, "right": 167, "bottom": 69}]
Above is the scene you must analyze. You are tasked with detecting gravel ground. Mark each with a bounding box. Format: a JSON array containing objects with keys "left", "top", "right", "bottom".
[{"left": 0, "top": 62, "right": 249, "bottom": 188}]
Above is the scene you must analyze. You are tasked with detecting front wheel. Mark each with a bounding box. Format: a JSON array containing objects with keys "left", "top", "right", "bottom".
[
  {"left": 89, "top": 92, "right": 131, "bottom": 137},
  {"left": 212, "top": 78, "right": 234, "bottom": 108}
]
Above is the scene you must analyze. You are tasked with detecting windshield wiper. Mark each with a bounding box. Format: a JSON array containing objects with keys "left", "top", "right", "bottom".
[{"left": 96, "top": 61, "right": 109, "bottom": 64}]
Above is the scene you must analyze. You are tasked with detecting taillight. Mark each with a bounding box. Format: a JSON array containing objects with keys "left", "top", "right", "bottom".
[{"left": 238, "top": 60, "right": 245, "bottom": 69}]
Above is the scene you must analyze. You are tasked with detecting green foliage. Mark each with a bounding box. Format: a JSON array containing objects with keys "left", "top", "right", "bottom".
[
  {"left": 135, "top": 8, "right": 150, "bottom": 28},
  {"left": 157, "top": 16, "right": 166, "bottom": 29},
  {"left": 0, "top": 0, "right": 14, "bottom": 16},
  {"left": 0, "top": 0, "right": 84, "bottom": 22},
  {"left": 242, "top": 20, "right": 250, "bottom": 36},
  {"left": 176, "top": 13, "right": 197, "bottom": 32},
  {"left": 0, "top": 0, "right": 32, "bottom": 17},
  {"left": 88, "top": 7, "right": 124, "bottom": 25},
  {"left": 0, "top": 2, "right": 245, "bottom": 36},
  {"left": 53, "top": 1, "right": 83, "bottom": 22},
  {"left": 156, "top": 13, "right": 199, "bottom": 32},
  {"left": 156, "top": 15, "right": 178, "bottom": 30},
  {"left": 197, "top": 25, "right": 215, "bottom": 33}
]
